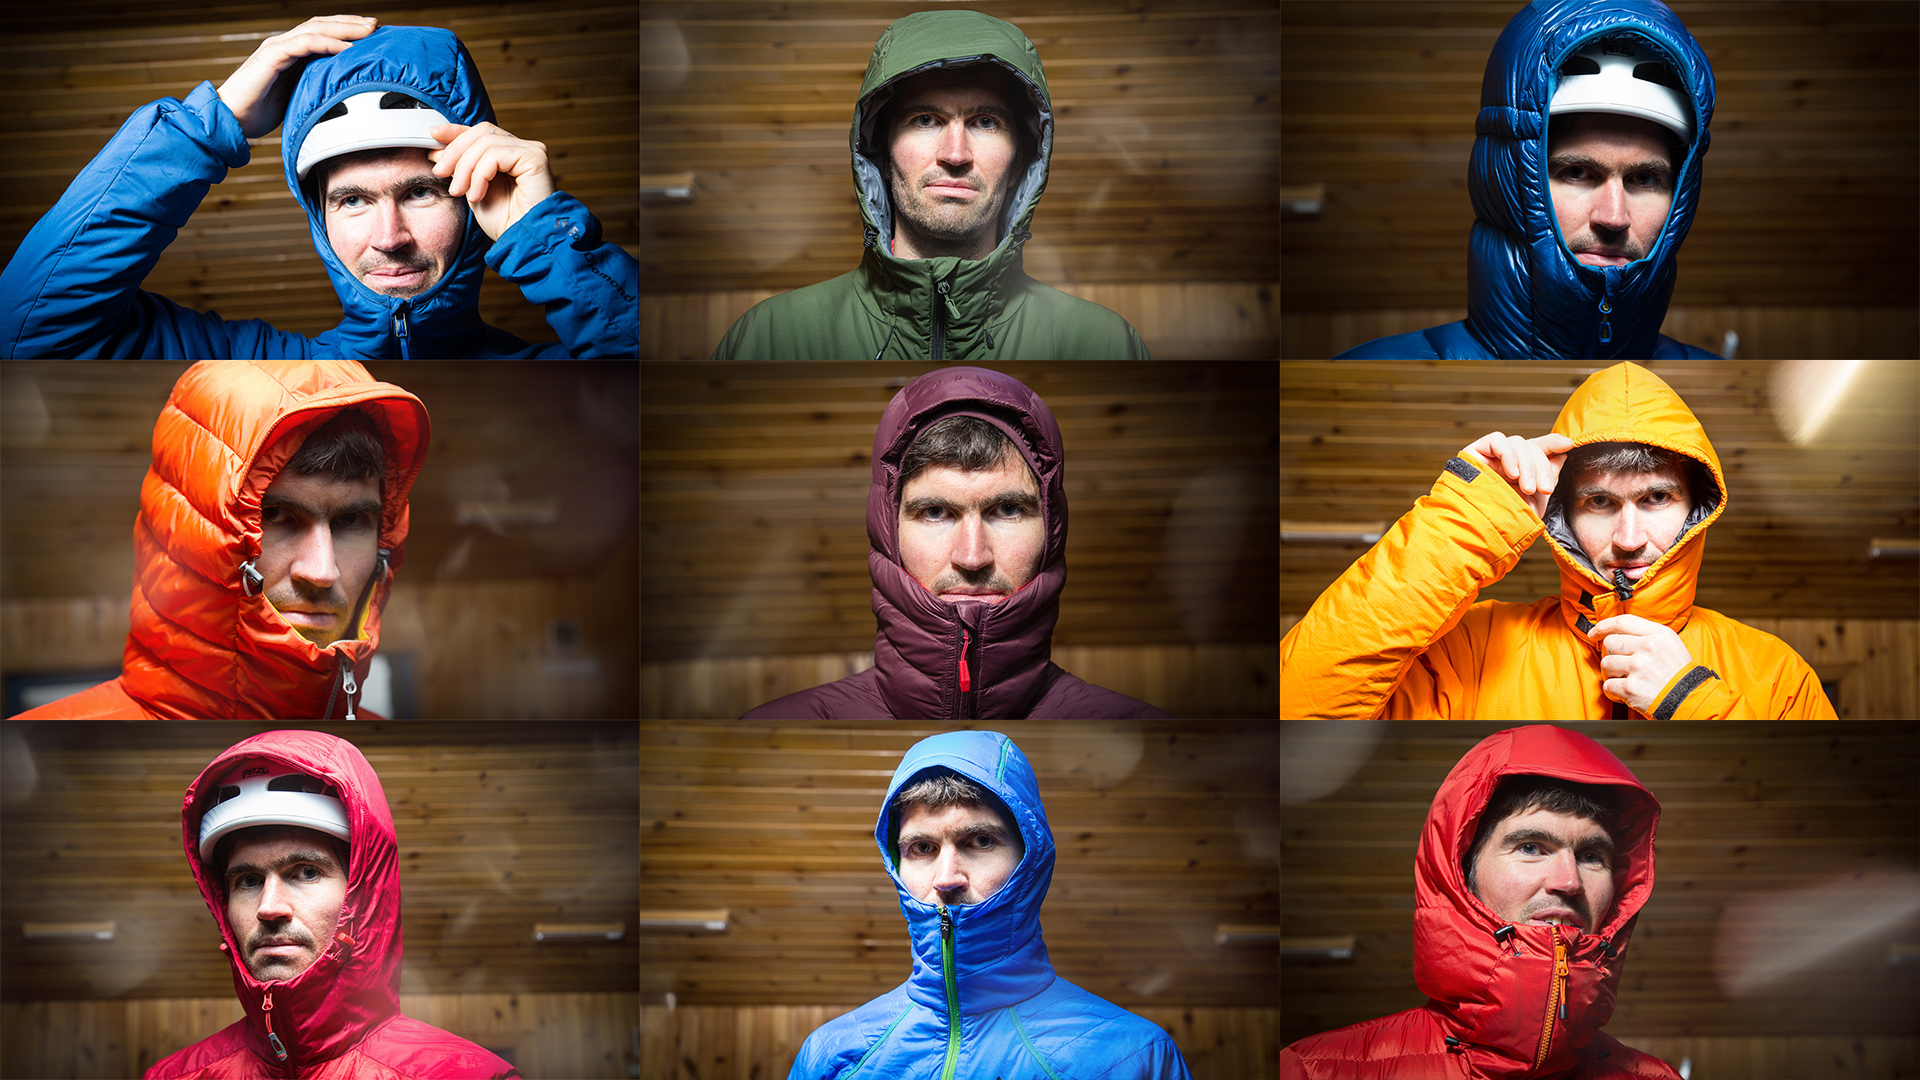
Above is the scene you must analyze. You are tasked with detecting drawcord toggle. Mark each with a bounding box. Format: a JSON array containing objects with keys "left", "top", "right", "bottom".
[
  {"left": 1612, "top": 568, "right": 1635, "bottom": 601},
  {"left": 239, "top": 561, "right": 263, "bottom": 597},
  {"left": 1597, "top": 298, "right": 1612, "bottom": 345},
  {"left": 341, "top": 657, "right": 358, "bottom": 721}
]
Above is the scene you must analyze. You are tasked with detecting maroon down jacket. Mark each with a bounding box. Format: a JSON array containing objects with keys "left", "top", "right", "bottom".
[{"left": 744, "top": 366, "right": 1170, "bottom": 719}]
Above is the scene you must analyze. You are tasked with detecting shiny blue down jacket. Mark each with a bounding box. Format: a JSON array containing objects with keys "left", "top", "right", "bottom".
[
  {"left": 788, "top": 731, "right": 1190, "bottom": 1079},
  {"left": 0, "top": 25, "right": 636, "bottom": 358},
  {"left": 1336, "top": 0, "right": 1720, "bottom": 359}
]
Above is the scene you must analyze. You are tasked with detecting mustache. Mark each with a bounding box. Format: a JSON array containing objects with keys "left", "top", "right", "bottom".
[
  {"left": 266, "top": 583, "right": 348, "bottom": 611},
  {"left": 930, "top": 572, "right": 1017, "bottom": 595},
  {"left": 249, "top": 932, "right": 312, "bottom": 951}
]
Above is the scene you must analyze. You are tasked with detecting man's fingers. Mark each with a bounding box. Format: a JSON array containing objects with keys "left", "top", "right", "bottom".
[{"left": 1540, "top": 433, "right": 1577, "bottom": 454}]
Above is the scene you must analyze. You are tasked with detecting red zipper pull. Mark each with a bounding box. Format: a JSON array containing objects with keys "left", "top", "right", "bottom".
[{"left": 958, "top": 629, "right": 971, "bottom": 692}]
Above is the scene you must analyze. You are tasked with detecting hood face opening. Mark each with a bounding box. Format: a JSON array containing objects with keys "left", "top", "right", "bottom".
[{"left": 1542, "top": 443, "right": 1722, "bottom": 585}]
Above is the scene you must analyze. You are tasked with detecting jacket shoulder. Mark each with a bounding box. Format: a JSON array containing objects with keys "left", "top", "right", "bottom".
[
  {"left": 1013, "top": 977, "right": 1190, "bottom": 1078},
  {"left": 788, "top": 984, "right": 915, "bottom": 1079},
  {"left": 1027, "top": 666, "right": 1171, "bottom": 718},
  {"left": 742, "top": 666, "right": 890, "bottom": 719},
  {"left": 11, "top": 677, "right": 151, "bottom": 719},
  {"left": 1652, "top": 334, "right": 1723, "bottom": 359},
  {"left": 1584, "top": 1032, "right": 1683, "bottom": 1079},
  {"left": 1003, "top": 277, "right": 1150, "bottom": 358},
  {"left": 710, "top": 272, "right": 870, "bottom": 359},
  {"left": 1280, "top": 1006, "right": 1453, "bottom": 1080},
  {"left": 143, "top": 1021, "right": 252, "bottom": 1079},
  {"left": 1334, "top": 319, "right": 1500, "bottom": 358},
  {"left": 358, "top": 1015, "right": 521, "bottom": 1079}
]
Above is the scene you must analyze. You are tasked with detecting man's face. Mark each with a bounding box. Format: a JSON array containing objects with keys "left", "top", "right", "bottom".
[
  {"left": 323, "top": 149, "right": 463, "bottom": 298},
  {"left": 898, "top": 802, "right": 1024, "bottom": 906},
  {"left": 223, "top": 827, "right": 348, "bottom": 982},
  {"left": 897, "top": 454, "right": 1044, "bottom": 604},
  {"left": 259, "top": 468, "right": 382, "bottom": 647},
  {"left": 886, "top": 67, "right": 1021, "bottom": 260},
  {"left": 1549, "top": 113, "right": 1677, "bottom": 268},
  {"left": 1470, "top": 805, "right": 1617, "bottom": 934},
  {"left": 1566, "top": 463, "right": 1691, "bottom": 584}
]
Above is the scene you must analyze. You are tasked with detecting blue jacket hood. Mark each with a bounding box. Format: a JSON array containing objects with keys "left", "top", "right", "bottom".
[
  {"left": 876, "top": 730, "right": 1056, "bottom": 1014},
  {"left": 281, "top": 26, "right": 497, "bottom": 356},
  {"left": 1468, "top": 0, "right": 1715, "bottom": 358}
]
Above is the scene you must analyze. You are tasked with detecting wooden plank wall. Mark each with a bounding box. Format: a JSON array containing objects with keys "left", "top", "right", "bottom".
[
  {"left": 641, "top": 723, "right": 1278, "bottom": 1071},
  {"left": 1280, "top": 722, "right": 1920, "bottom": 1047},
  {"left": 643, "top": 282, "right": 1279, "bottom": 360},
  {"left": 1604, "top": 1035, "right": 1919, "bottom": 1080},
  {"left": 0, "top": 2, "right": 638, "bottom": 345},
  {"left": 1282, "top": 305, "right": 1920, "bottom": 360},
  {"left": 641, "top": 362, "right": 1280, "bottom": 673},
  {"left": 1281, "top": 2, "right": 1920, "bottom": 314},
  {"left": 1280, "top": 361, "right": 1920, "bottom": 622},
  {"left": 1, "top": 722, "right": 638, "bottom": 1001},
  {"left": 638, "top": 1003, "right": 1279, "bottom": 1080},
  {"left": 643, "top": 643, "right": 1278, "bottom": 720},
  {"left": 1, "top": 992, "right": 640, "bottom": 1080}
]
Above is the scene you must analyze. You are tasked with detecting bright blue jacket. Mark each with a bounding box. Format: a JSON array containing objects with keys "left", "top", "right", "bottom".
[
  {"left": 788, "top": 731, "right": 1190, "bottom": 1080},
  {"left": 0, "top": 25, "right": 636, "bottom": 358},
  {"left": 1336, "top": 0, "right": 1720, "bottom": 359}
]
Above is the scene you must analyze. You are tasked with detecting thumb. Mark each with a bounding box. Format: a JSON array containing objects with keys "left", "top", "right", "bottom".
[{"left": 1542, "top": 433, "right": 1578, "bottom": 454}]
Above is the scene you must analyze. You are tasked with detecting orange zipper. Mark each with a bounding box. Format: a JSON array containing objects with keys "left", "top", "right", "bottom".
[{"left": 1533, "top": 930, "right": 1570, "bottom": 1069}]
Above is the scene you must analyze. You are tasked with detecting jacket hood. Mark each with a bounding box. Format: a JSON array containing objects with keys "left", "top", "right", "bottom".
[
  {"left": 281, "top": 25, "right": 497, "bottom": 357},
  {"left": 1467, "top": 0, "right": 1715, "bottom": 358},
  {"left": 182, "top": 730, "right": 404, "bottom": 1068},
  {"left": 1415, "top": 725, "right": 1662, "bottom": 1078},
  {"left": 876, "top": 730, "right": 1057, "bottom": 1014},
  {"left": 124, "top": 361, "right": 430, "bottom": 718},
  {"left": 848, "top": 10, "right": 1053, "bottom": 348},
  {"left": 1540, "top": 361, "right": 1725, "bottom": 641},
  {"left": 866, "top": 366, "right": 1067, "bottom": 718}
]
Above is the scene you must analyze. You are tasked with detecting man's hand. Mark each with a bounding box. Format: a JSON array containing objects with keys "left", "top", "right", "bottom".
[
  {"left": 218, "top": 15, "right": 378, "bottom": 140},
  {"left": 1461, "top": 431, "right": 1577, "bottom": 519},
  {"left": 1590, "top": 614, "right": 1694, "bottom": 715},
  {"left": 428, "top": 122, "right": 554, "bottom": 241}
]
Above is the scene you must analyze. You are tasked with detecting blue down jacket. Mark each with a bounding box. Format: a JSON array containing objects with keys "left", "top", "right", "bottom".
[
  {"left": 1336, "top": 0, "right": 1720, "bottom": 359},
  {"left": 0, "top": 25, "right": 636, "bottom": 357},
  {"left": 788, "top": 730, "right": 1190, "bottom": 1079}
]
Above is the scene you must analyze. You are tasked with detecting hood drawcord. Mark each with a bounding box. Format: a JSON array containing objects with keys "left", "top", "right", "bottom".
[
  {"left": 392, "top": 304, "right": 412, "bottom": 360},
  {"left": 872, "top": 323, "right": 897, "bottom": 362},
  {"left": 262, "top": 987, "right": 289, "bottom": 1061},
  {"left": 240, "top": 560, "right": 264, "bottom": 597},
  {"left": 1612, "top": 568, "right": 1635, "bottom": 601}
]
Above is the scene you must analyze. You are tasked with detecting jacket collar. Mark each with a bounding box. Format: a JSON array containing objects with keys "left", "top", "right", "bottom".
[
  {"left": 877, "top": 731, "right": 1056, "bottom": 1015},
  {"left": 183, "top": 732, "right": 406, "bottom": 1067},
  {"left": 853, "top": 237, "right": 1028, "bottom": 356},
  {"left": 1414, "top": 726, "right": 1662, "bottom": 1079}
]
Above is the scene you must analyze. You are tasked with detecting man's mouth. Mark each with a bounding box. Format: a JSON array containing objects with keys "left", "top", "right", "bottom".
[
  {"left": 1574, "top": 249, "right": 1633, "bottom": 267},
  {"left": 1607, "top": 562, "right": 1652, "bottom": 582},
  {"left": 924, "top": 179, "right": 979, "bottom": 198},
  {"left": 365, "top": 266, "right": 428, "bottom": 289},
  {"left": 253, "top": 938, "right": 306, "bottom": 955},
  {"left": 1524, "top": 909, "right": 1585, "bottom": 931},
  {"left": 278, "top": 608, "right": 339, "bottom": 629},
  {"left": 939, "top": 589, "right": 1005, "bottom": 603}
]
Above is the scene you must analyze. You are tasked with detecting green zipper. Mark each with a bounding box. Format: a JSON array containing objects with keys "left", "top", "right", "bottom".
[{"left": 939, "top": 905, "right": 960, "bottom": 1080}]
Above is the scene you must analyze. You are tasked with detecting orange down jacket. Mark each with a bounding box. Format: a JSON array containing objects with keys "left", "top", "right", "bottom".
[
  {"left": 11, "top": 361, "right": 428, "bottom": 720},
  {"left": 1281, "top": 362, "right": 1836, "bottom": 719},
  {"left": 1281, "top": 726, "right": 1679, "bottom": 1080}
]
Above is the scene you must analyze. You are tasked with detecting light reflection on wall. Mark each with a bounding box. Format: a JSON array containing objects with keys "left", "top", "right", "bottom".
[{"left": 1713, "top": 867, "right": 1920, "bottom": 996}]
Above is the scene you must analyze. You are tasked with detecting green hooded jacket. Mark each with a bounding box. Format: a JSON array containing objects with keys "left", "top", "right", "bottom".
[{"left": 711, "top": 10, "right": 1150, "bottom": 360}]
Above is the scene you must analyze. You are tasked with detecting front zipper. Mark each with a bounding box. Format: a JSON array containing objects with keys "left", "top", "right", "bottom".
[
  {"left": 262, "top": 987, "right": 289, "bottom": 1062},
  {"left": 953, "top": 626, "right": 976, "bottom": 721},
  {"left": 931, "top": 279, "right": 949, "bottom": 361},
  {"left": 1533, "top": 928, "right": 1570, "bottom": 1069},
  {"left": 392, "top": 303, "right": 412, "bottom": 359},
  {"left": 939, "top": 906, "right": 961, "bottom": 1080}
]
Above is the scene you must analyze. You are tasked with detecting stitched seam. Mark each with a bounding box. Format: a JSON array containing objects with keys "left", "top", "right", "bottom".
[
  {"left": 1653, "top": 665, "right": 1718, "bottom": 721},
  {"left": 1011, "top": 1008, "right": 1064, "bottom": 1080},
  {"left": 844, "top": 1006, "right": 912, "bottom": 1078}
]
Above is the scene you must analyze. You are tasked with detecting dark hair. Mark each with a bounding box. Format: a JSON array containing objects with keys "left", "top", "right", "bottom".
[
  {"left": 288, "top": 410, "right": 386, "bottom": 490},
  {"left": 889, "top": 768, "right": 1019, "bottom": 854},
  {"left": 1463, "top": 775, "right": 1620, "bottom": 895},
  {"left": 1548, "top": 441, "right": 1713, "bottom": 518},
  {"left": 898, "top": 414, "right": 1025, "bottom": 492}
]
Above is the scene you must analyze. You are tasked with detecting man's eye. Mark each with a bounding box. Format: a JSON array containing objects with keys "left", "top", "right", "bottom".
[
  {"left": 993, "top": 503, "right": 1024, "bottom": 519},
  {"left": 1645, "top": 492, "right": 1671, "bottom": 505},
  {"left": 295, "top": 865, "right": 322, "bottom": 880},
  {"left": 1518, "top": 843, "right": 1544, "bottom": 856},
  {"left": 233, "top": 874, "right": 261, "bottom": 890},
  {"left": 263, "top": 507, "right": 290, "bottom": 525},
  {"left": 920, "top": 507, "right": 949, "bottom": 521},
  {"left": 334, "top": 513, "right": 372, "bottom": 531},
  {"left": 410, "top": 186, "right": 439, "bottom": 200},
  {"left": 1581, "top": 851, "right": 1609, "bottom": 866},
  {"left": 970, "top": 833, "right": 999, "bottom": 849},
  {"left": 1586, "top": 497, "right": 1612, "bottom": 511},
  {"left": 974, "top": 115, "right": 1000, "bottom": 130},
  {"left": 912, "top": 114, "right": 939, "bottom": 128}
]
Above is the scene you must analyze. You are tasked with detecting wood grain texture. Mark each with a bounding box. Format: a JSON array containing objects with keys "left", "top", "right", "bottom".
[
  {"left": 0, "top": 3, "right": 637, "bottom": 345},
  {"left": 1279, "top": 722, "right": 1920, "bottom": 1043},
  {"left": 1281, "top": 1, "right": 1920, "bottom": 313},
  {"left": 641, "top": 361, "right": 1280, "bottom": 665},
  {"left": 640, "top": 0, "right": 1278, "bottom": 292}
]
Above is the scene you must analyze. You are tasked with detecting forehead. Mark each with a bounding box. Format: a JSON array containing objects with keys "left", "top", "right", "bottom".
[
  {"left": 890, "top": 66, "right": 1018, "bottom": 115},
  {"left": 1549, "top": 112, "right": 1674, "bottom": 164},
  {"left": 901, "top": 800, "right": 1014, "bottom": 835},
  {"left": 898, "top": 455, "right": 1038, "bottom": 505},
  {"left": 263, "top": 468, "right": 380, "bottom": 508},
  {"left": 324, "top": 148, "right": 435, "bottom": 193},
  {"left": 1570, "top": 462, "right": 1689, "bottom": 497},
  {"left": 226, "top": 826, "right": 341, "bottom": 863}
]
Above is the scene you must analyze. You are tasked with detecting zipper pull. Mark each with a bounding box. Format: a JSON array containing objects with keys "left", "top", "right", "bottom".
[
  {"left": 342, "top": 660, "right": 358, "bottom": 721},
  {"left": 1612, "top": 568, "right": 1634, "bottom": 601},
  {"left": 940, "top": 905, "right": 953, "bottom": 939},
  {"left": 1554, "top": 934, "right": 1570, "bottom": 1020},
  {"left": 392, "top": 304, "right": 411, "bottom": 359},
  {"left": 957, "top": 629, "right": 971, "bottom": 693},
  {"left": 262, "top": 988, "right": 288, "bottom": 1061},
  {"left": 1597, "top": 297, "right": 1612, "bottom": 345}
]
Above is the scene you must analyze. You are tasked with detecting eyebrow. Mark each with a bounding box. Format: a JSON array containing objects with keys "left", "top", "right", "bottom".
[
  {"left": 1548, "top": 152, "right": 1673, "bottom": 180},
  {"left": 901, "top": 490, "right": 1040, "bottom": 517},
  {"left": 1575, "top": 480, "right": 1684, "bottom": 503},
  {"left": 326, "top": 173, "right": 450, "bottom": 206},
  {"left": 899, "top": 822, "right": 1013, "bottom": 850},
  {"left": 225, "top": 849, "right": 341, "bottom": 881},
  {"left": 262, "top": 492, "right": 383, "bottom": 521},
  {"left": 1499, "top": 827, "right": 1615, "bottom": 855},
  {"left": 899, "top": 101, "right": 1013, "bottom": 122}
]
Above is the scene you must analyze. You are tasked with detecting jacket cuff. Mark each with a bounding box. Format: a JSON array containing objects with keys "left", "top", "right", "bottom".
[
  {"left": 184, "top": 80, "right": 252, "bottom": 171},
  {"left": 1442, "top": 450, "right": 1545, "bottom": 556},
  {"left": 1651, "top": 663, "right": 1721, "bottom": 720}
]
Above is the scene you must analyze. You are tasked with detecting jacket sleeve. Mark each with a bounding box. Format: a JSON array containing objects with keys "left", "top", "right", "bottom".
[
  {"left": 485, "top": 190, "right": 639, "bottom": 357},
  {"left": 0, "top": 80, "right": 283, "bottom": 358},
  {"left": 1280, "top": 450, "right": 1543, "bottom": 719},
  {"left": 1645, "top": 646, "right": 1839, "bottom": 720}
]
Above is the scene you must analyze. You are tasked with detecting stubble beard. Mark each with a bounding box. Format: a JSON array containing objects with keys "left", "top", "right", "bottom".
[{"left": 890, "top": 169, "right": 1006, "bottom": 258}]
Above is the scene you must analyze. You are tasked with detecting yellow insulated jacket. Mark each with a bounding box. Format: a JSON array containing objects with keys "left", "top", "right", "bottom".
[{"left": 1281, "top": 362, "right": 1836, "bottom": 720}]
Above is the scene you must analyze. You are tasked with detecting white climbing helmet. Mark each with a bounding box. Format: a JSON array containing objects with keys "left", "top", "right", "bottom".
[
  {"left": 198, "top": 763, "right": 351, "bottom": 862},
  {"left": 295, "top": 90, "right": 453, "bottom": 181},
  {"left": 1549, "top": 37, "right": 1692, "bottom": 143}
]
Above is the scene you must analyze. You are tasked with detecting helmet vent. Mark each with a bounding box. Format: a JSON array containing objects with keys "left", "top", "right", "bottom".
[
  {"left": 267, "top": 774, "right": 338, "bottom": 796},
  {"left": 318, "top": 101, "right": 349, "bottom": 122},
  {"left": 1633, "top": 62, "right": 1684, "bottom": 92},
  {"left": 214, "top": 785, "right": 242, "bottom": 806},
  {"left": 1559, "top": 55, "right": 1601, "bottom": 76},
  {"left": 379, "top": 93, "right": 429, "bottom": 110}
]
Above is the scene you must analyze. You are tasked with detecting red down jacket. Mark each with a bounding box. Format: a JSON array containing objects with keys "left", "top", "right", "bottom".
[
  {"left": 743, "top": 365, "right": 1169, "bottom": 719},
  {"left": 11, "top": 361, "right": 427, "bottom": 720},
  {"left": 1281, "top": 726, "right": 1680, "bottom": 1080},
  {"left": 145, "top": 729, "right": 518, "bottom": 1079}
]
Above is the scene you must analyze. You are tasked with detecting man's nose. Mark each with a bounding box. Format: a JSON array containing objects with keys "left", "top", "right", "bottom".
[
  {"left": 1591, "top": 179, "right": 1631, "bottom": 232},
  {"left": 1613, "top": 504, "right": 1648, "bottom": 552},
  {"left": 937, "top": 120, "right": 974, "bottom": 168},
  {"left": 931, "top": 848, "right": 968, "bottom": 897},
  {"left": 290, "top": 522, "right": 341, "bottom": 591},
  {"left": 950, "top": 514, "right": 992, "bottom": 572},
  {"left": 1545, "top": 850, "right": 1585, "bottom": 895},
  {"left": 370, "top": 200, "right": 413, "bottom": 251},
  {"left": 255, "top": 875, "right": 292, "bottom": 921}
]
